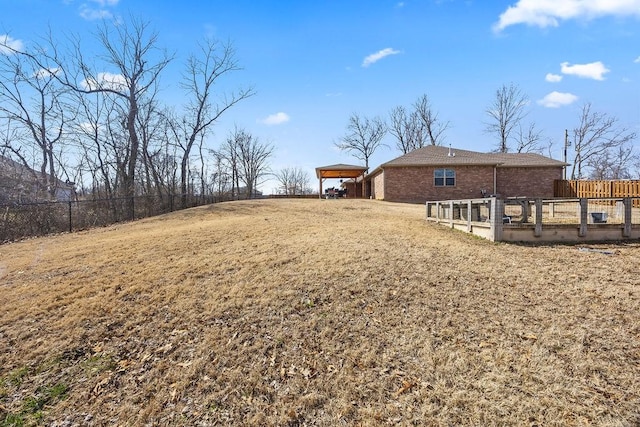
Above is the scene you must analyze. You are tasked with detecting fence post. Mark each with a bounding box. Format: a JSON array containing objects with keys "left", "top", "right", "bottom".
[
  {"left": 449, "top": 201, "right": 454, "bottom": 228},
  {"left": 489, "top": 197, "right": 503, "bottom": 242},
  {"left": 68, "top": 200, "right": 73, "bottom": 233},
  {"left": 579, "top": 198, "right": 588, "bottom": 237},
  {"left": 534, "top": 198, "right": 543, "bottom": 237},
  {"left": 623, "top": 197, "right": 632, "bottom": 238}
]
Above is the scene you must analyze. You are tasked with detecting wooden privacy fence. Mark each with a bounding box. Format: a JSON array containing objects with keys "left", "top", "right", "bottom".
[{"left": 555, "top": 180, "right": 640, "bottom": 207}]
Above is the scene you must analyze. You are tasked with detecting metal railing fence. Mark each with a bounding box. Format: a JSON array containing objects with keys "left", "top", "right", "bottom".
[{"left": 0, "top": 194, "right": 223, "bottom": 243}]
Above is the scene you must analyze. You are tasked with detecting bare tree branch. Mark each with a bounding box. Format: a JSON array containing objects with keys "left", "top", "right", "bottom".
[
  {"left": 335, "top": 113, "right": 387, "bottom": 170},
  {"left": 274, "top": 167, "right": 311, "bottom": 195},
  {"left": 414, "top": 94, "right": 449, "bottom": 146},
  {"left": 389, "top": 105, "right": 425, "bottom": 154},
  {"left": 485, "top": 83, "right": 528, "bottom": 153},
  {"left": 515, "top": 122, "right": 546, "bottom": 154},
  {"left": 570, "top": 102, "right": 637, "bottom": 179},
  {"left": 174, "top": 38, "right": 255, "bottom": 207}
]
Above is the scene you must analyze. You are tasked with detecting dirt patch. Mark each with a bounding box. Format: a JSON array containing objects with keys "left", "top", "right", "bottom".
[{"left": 1, "top": 199, "right": 639, "bottom": 426}]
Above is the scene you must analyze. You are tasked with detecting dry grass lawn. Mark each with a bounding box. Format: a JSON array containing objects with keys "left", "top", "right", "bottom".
[{"left": 1, "top": 199, "right": 639, "bottom": 426}]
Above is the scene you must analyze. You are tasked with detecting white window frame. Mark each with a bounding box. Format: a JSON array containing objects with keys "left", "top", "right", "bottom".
[{"left": 434, "top": 168, "right": 456, "bottom": 187}]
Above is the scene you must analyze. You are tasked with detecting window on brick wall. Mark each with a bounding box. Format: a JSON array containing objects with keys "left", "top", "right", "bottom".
[{"left": 434, "top": 168, "right": 455, "bottom": 186}]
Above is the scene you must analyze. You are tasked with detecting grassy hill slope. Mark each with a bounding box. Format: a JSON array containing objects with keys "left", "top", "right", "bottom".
[{"left": 1, "top": 199, "right": 639, "bottom": 426}]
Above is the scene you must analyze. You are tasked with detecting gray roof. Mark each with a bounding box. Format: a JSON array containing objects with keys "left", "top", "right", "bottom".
[{"left": 380, "top": 145, "right": 568, "bottom": 168}]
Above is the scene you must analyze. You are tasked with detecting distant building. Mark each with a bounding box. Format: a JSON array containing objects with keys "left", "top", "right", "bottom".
[{"left": 0, "top": 155, "right": 75, "bottom": 203}]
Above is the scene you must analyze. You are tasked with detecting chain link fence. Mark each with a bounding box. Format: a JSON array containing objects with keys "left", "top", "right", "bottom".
[{"left": 0, "top": 194, "right": 222, "bottom": 243}]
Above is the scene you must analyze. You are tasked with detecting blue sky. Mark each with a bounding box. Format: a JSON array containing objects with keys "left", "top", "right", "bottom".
[{"left": 2, "top": 0, "right": 640, "bottom": 193}]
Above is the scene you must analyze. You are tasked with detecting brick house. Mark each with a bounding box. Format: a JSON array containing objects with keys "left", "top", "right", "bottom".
[{"left": 363, "top": 146, "right": 567, "bottom": 203}]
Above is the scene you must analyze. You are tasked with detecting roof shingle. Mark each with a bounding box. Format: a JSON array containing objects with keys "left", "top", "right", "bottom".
[{"left": 380, "top": 145, "right": 567, "bottom": 168}]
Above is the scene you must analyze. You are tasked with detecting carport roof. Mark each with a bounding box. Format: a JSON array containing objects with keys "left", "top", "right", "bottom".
[{"left": 315, "top": 164, "right": 368, "bottom": 179}]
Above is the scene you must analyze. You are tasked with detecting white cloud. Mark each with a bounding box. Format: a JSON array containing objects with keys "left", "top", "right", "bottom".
[
  {"left": 362, "top": 48, "right": 401, "bottom": 67},
  {"left": 560, "top": 61, "right": 610, "bottom": 80},
  {"left": 493, "top": 0, "right": 640, "bottom": 32},
  {"left": 259, "top": 112, "right": 290, "bottom": 125},
  {"left": 81, "top": 72, "right": 127, "bottom": 91},
  {"left": 90, "top": 0, "right": 119, "bottom": 5},
  {"left": 0, "top": 35, "right": 24, "bottom": 55},
  {"left": 79, "top": 0, "right": 119, "bottom": 20},
  {"left": 537, "top": 91, "right": 579, "bottom": 108},
  {"left": 634, "top": 56, "right": 640, "bottom": 63},
  {"left": 79, "top": 6, "right": 113, "bottom": 20},
  {"left": 545, "top": 73, "right": 563, "bottom": 82},
  {"left": 78, "top": 121, "right": 102, "bottom": 135}
]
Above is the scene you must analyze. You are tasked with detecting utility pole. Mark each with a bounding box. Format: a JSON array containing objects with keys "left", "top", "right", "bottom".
[{"left": 563, "top": 129, "right": 569, "bottom": 180}]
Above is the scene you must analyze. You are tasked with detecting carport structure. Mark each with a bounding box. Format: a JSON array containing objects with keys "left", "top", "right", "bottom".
[{"left": 315, "top": 164, "right": 368, "bottom": 199}]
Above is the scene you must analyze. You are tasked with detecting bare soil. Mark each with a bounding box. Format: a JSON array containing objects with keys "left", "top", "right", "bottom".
[{"left": 1, "top": 199, "right": 639, "bottom": 426}]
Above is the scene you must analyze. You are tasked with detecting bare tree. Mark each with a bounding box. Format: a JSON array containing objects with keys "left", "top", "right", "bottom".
[
  {"left": 585, "top": 143, "right": 638, "bottom": 179},
  {"left": 171, "top": 38, "right": 255, "bottom": 208},
  {"left": 136, "top": 98, "right": 170, "bottom": 198},
  {"left": 388, "top": 94, "right": 449, "bottom": 154},
  {"left": 485, "top": 83, "right": 528, "bottom": 153},
  {"left": 21, "top": 18, "right": 172, "bottom": 214},
  {"left": 388, "top": 105, "right": 425, "bottom": 154},
  {"left": 414, "top": 94, "right": 449, "bottom": 146},
  {"left": 209, "top": 148, "right": 232, "bottom": 198},
  {"left": 515, "top": 122, "right": 546, "bottom": 154},
  {"left": 219, "top": 129, "right": 241, "bottom": 199},
  {"left": 570, "top": 103, "right": 637, "bottom": 179},
  {"left": 72, "top": 90, "right": 119, "bottom": 200},
  {"left": 235, "top": 128, "right": 273, "bottom": 198},
  {"left": 274, "top": 167, "right": 310, "bottom": 195},
  {"left": 0, "top": 40, "right": 70, "bottom": 198},
  {"left": 335, "top": 113, "right": 387, "bottom": 170}
]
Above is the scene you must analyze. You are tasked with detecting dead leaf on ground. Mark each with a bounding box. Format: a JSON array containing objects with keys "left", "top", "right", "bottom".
[{"left": 394, "top": 379, "right": 416, "bottom": 397}]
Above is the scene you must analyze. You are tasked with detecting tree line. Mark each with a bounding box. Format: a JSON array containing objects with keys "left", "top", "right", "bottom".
[
  {"left": 2, "top": 16, "right": 638, "bottom": 208},
  {"left": 0, "top": 17, "right": 273, "bottom": 210},
  {"left": 336, "top": 84, "right": 638, "bottom": 180}
]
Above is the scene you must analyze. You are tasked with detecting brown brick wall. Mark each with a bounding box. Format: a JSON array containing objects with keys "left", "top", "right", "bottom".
[
  {"left": 375, "top": 165, "right": 564, "bottom": 203},
  {"left": 382, "top": 166, "right": 494, "bottom": 203},
  {"left": 372, "top": 172, "right": 385, "bottom": 199},
  {"left": 496, "top": 167, "right": 562, "bottom": 198}
]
